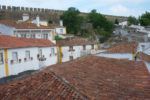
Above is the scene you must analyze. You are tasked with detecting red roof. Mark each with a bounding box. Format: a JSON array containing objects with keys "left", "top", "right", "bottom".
[
  {"left": 57, "top": 37, "right": 97, "bottom": 46},
  {"left": 0, "top": 35, "right": 55, "bottom": 49},
  {"left": 0, "top": 71, "right": 88, "bottom": 100},
  {"left": 0, "top": 56, "right": 149, "bottom": 99},
  {"left": 50, "top": 56, "right": 150, "bottom": 99},
  {"left": 107, "top": 42, "right": 138, "bottom": 53},
  {"left": 0, "top": 20, "right": 52, "bottom": 29}
]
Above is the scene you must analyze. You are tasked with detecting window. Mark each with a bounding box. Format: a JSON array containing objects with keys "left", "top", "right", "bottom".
[
  {"left": 39, "top": 49, "right": 42, "bottom": 57},
  {"left": 25, "top": 51, "right": 30, "bottom": 60},
  {"left": 51, "top": 48, "right": 55, "bottom": 56},
  {"left": 83, "top": 45, "right": 86, "bottom": 50},
  {"left": 43, "top": 34, "right": 48, "bottom": 39},
  {"left": 31, "top": 34, "right": 35, "bottom": 38},
  {"left": 60, "top": 29, "right": 63, "bottom": 34},
  {"left": 69, "top": 46, "right": 74, "bottom": 51},
  {"left": 69, "top": 56, "right": 73, "bottom": 61},
  {"left": 92, "top": 44, "right": 94, "bottom": 49},
  {"left": 141, "top": 45, "right": 145, "bottom": 51},
  {"left": 12, "top": 52, "right": 18, "bottom": 62},
  {"left": 21, "top": 34, "right": 26, "bottom": 38},
  {"left": 0, "top": 53, "right": 4, "bottom": 64}
]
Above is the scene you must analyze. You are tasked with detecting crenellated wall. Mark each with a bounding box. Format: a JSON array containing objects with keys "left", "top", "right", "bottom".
[
  {"left": 0, "top": 5, "right": 127, "bottom": 23},
  {"left": 0, "top": 5, "right": 65, "bottom": 14}
]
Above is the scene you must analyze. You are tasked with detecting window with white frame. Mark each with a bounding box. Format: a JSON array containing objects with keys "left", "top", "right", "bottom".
[
  {"left": 69, "top": 46, "right": 74, "bottom": 51},
  {"left": 12, "top": 52, "right": 18, "bottom": 62},
  {"left": 83, "top": 45, "right": 86, "bottom": 50},
  {"left": 43, "top": 34, "right": 48, "bottom": 39},
  {"left": 25, "top": 51, "right": 30, "bottom": 60},
  {"left": 60, "top": 29, "right": 63, "bottom": 34},
  {"left": 51, "top": 48, "right": 55, "bottom": 56},
  {"left": 92, "top": 44, "right": 94, "bottom": 49},
  {"left": 31, "top": 34, "right": 36, "bottom": 38},
  {"left": 21, "top": 34, "right": 26, "bottom": 38},
  {"left": 0, "top": 52, "right": 4, "bottom": 64}
]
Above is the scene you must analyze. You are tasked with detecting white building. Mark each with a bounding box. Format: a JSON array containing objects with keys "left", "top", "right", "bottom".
[
  {"left": 55, "top": 20, "right": 66, "bottom": 35},
  {"left": 97, "top": 42, "right": 137, "bottom": 60},
  {"left": 0, "top": 35, "right": 58, "bottom": 78},
  {"left": 0, "top": 19, "right": 56, "bottom": 43},
  {"left": 57, "top": 37, "right": 98, "bottom": 63},
  {"left": 137, "top": 42, "right": 150, "bottom": 55},
  {"left": 32, "top": 16, "right": 66, "bottom": 35},
  {"left": 119, "top": 21, "right": 128, "bottom": 28}
]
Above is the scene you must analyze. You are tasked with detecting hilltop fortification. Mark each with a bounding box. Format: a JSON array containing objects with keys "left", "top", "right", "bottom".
[{"left": 0, "top": 5, "right": 127, "bottom": 24}]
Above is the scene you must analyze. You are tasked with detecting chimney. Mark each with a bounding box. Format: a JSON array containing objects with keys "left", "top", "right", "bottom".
[
  {"left": 36, "top": 15, "right": 40, "bottom": 27},
  {"left": 22, "top": 13, "right": 29, "bottom": 21},
  {"left": 60, "top": 20, "right": 63, "bottom": 26}
]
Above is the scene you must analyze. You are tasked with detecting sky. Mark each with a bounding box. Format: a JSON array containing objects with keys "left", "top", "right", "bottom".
[{"left": 0, "top": 0, "right": 149, "bottom": 17}]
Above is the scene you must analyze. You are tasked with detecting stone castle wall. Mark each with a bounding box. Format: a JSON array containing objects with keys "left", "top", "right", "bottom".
[{"left": 0, "top": 5, "right": 127, "bottom": 23}]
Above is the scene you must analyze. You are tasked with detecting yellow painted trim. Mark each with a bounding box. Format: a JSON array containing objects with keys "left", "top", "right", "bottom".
[
  {"left": 59, "top": 46, "right": 62, "bottom": 63},
  {"left": 4, "top": 49, "right": 9, "bottom": 76}
]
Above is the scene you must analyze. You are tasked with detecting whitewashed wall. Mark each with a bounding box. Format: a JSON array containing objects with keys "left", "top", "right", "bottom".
[
  {"left": 61, "top": 44, "right": 95, "bottom": 62},
  {"left": 39, "top": 47, "right": 57, "bottom": 68},
  {"left": 8, "top": 47, "right": 39, "bottom": 76},
  {"left": 0, "top": 46, "right": 58, "bottom": 78},
  {"left": 0, "top": 50, "right": 5, "bottom": 78},
  {"left": 55, "top": 27, "right": 66, "bottom": 35},
  {"left": 96, "top": 53, "right": 133, "bottom": 60},
  {"left": 138, "top": 43, "right": 150, "bottom": 55}
]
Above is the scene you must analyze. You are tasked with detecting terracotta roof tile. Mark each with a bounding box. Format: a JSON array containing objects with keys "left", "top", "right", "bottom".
[
  {"left": 107, "top": 42, "right": 138, "bottom": 53},
  {"left": 56, "top": 37, "right": 97, "bottom": 46},
  {"left": 0, "top": 35, "right": 55, "bottom": 49},
  {"left": 0, "top": 71, "right": 88, "bottom": 100},
  {"left": 0, "top": 56, "right": 149, "bottom": 99},
  {"left": 0, "top": 20, "right": 52, "bottom": 29},
  {"left": 49, "top": 56, "right": 150, "bottom": 99}
]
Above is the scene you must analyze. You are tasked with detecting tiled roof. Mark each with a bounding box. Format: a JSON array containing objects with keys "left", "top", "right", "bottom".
[
  {"left": 0, "top": 56, "right": 149, "bottom": 99},
  {"left": 49, "top": 56, "right": 150, "bottom": 99},
  {"left": 0, "top": 20, "right": 52, "bottom": 29},
  {"left": 56, "top": 37, "right": 97, "bottom": 46},
  {"left": 0, "top": 71, "right": 88, "bottom": 100},
  {"left": 0, "top": 35, "right": 55, "bottom": 49},
  {"left": 107, "top": 42, "right": 138, "bottom": 53}
]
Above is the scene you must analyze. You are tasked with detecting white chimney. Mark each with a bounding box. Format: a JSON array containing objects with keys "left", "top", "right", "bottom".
[
  {"left": 36, "top": 15, "right": 40, "bottom": 27},
  {"left": 60, "top": 20, "right": 63, "bottom": 26},
  {"left": 22, "top": 13, "right": 29, "bottom": 21}
]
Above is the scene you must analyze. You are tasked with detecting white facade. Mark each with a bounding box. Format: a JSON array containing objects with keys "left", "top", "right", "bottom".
[
  {"left": 55, "top": 27, "right": 66, "bottom": 35},
  {"left": 14, "top": 29, "right": 55, "bottom": 42},
  {"left": 60, "top": 44, "right": 98, "bottom": 63},
  {"left": 32, "top": 18, "right": 48, "bottom": 26},
  {"left": 137, "top": 42, "right": 150, "bottom": 55},
  {"left": 0, "top": 46, "right": 57, "bottom": 78},
  {"left": 97, "top": 53, "right": 133, "bottom": 60},
  {"left": 119, "top": 21, "right": 128, "bottom": 28},
  {"left": 0, "top": 24, "right": 56, "bottom": 43}
]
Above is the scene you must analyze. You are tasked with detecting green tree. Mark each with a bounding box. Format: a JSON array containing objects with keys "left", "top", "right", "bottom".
[
  {"left": 115, "top": 19, "right": 119, "bottom": 24},
  {"left": 88, "top": 9, "right": 114, "bottom": 42},
  {"left": 60, "top": 7, "right": 83, "bottom": 35},
  {"left": 139, "top": 12, "right": 150, "bottom": 26},
  {"left": 128, "top": 16, "right": 138, "bottom": 25}
]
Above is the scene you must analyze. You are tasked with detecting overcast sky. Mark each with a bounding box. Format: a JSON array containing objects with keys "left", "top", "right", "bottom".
[{"left": 0, "top": 0, "right": 149, "bottom": 17}]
